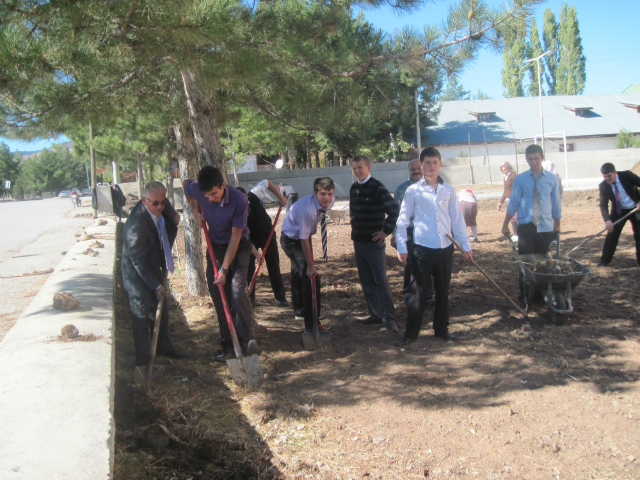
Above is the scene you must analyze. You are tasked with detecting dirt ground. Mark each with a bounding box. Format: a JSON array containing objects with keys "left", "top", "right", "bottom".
[{"left": 114, "top": 188, "right": 640, "bottom": 480}]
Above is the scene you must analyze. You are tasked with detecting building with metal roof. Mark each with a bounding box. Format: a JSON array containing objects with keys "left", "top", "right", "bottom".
[{"left": 424, "top": 93, "right": 640, "bottom": 158}]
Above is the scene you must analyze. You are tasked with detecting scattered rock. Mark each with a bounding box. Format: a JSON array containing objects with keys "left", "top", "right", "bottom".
[
  {"left": 81, "top": 248, "right": 95, "bottom": 255},
  {"left": 97, "top": 219, "right": 108, "bottom": 226},
  {"left": 60, "top": 251, "right": 67, "bottom": 255},
  {"left": 133, "top": 424, "right": 180, "bottom": 450},
  {"left": 53, "top": 292, "right": 80, "bottom": 311},
  {"left": 373, "top": 436, "right": 385, "bottom": 444},
  {"left": 61, "top": 324, "right": 79, "bottom": 339},
  {"left": 553, "top": 443, "right": 560, "bottom": 453},
  {"left": 508, "top": 408, "right": 514, "bottom": 416},
  {"left": 80, "top": 234, "right": 93, "bottom": 241},
  {"left": 90, "top": 241, "right": 104, "bottom": 249}
]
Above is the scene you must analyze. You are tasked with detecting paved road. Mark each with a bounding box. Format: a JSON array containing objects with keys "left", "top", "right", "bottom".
[{"left": 0, "top": 198, "right": 92, "bottom": 341}]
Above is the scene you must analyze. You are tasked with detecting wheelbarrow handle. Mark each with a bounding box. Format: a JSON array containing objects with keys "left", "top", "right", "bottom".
[
  {"left": 248, "top": 204, "right": 283, "bottom": 294},
  {"left": 447, "top": 234, "right": 529, "bottom": 321},
  {"left": 201, "top": 220, "right": 243, "bottom": 358}
]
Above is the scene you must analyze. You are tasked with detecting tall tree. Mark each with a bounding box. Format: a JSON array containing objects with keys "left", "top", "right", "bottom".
[
  {"left": 501, "top": 23, "right": 528, "bottom": 98},
  {"left": 0, "top": 143, "right": 20, "bottom": 197},
  {"left": 555, "top": 3, "right": 586, "bottom": 95},
  {"left": 542, "top": 7, "right": 560, "bottom": 95},
  {"left": 527, "top": 17, "right": 545, "bottom": 96},
  {"left": 440, "top": 77, "right": 470, "bottom": 101}
]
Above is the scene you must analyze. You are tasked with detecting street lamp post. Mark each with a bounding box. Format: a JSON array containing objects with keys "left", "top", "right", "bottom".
[{"left": 524, "top": 51, "right": 551, "bottom": 153}]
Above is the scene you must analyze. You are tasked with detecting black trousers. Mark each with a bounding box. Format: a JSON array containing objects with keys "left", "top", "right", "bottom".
[
  {"left": 517, "top": 222, "right": 554, "bottom": 302},
  {"left": 129, "top": 293, "right": 174, "bottom": 366},
  {"left": 285, "top": 194, "right": 299, "bottom": 214},
  {"left": 205, "top": 237, "right": 253, "bottom": 352},
  {"left": 402, "top": 228, "right": 433, "bottom": 300},
  {"left": 247, "top": 233, "right": 287, "bottom": 303},
  {"left": 280, "top": 233, "right": 321, "bottom": 330},
  {"left": 600, "top": 208, "right": 640, "bottom": 265},
  {"left": 404, "top": 244, "right": 454, "bottom": 339}
]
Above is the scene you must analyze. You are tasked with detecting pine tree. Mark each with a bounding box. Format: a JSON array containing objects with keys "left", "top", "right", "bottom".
[
  {"left": 542, "top": 7, "right": 560, "bottom": 95},
  {"left": 555, "top": 3, "right": 586, "bottom": 95},
  {"left": 440, "top": 78, "right": 470, "bottom": 101},
  {"left": 527, "top": 18, "right": 545, "bottom": 97}
]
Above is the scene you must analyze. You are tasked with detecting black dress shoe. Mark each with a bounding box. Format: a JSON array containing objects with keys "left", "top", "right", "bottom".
[
  {"left": 158, "top": 350, "right": 190, "bottom": 360},
  {"left": 517, "top": 302, "right": 527, "bottom": 311},
  {"left": 275, "top": 299, "right": 291, "bottom": 307},
  {"left": 214, "top": 350, "right": 236, "bottom": 362},
  {"left": 357, "top": 316, "right": 383, "bottom": 325},
  {"left": 434, "top": 332, "right": 457, "bottom": 341},
  {"left": 595, "top": 261, "right": 610, "bottom": 267},
  {"left": 394, "top": 336, "right": 414, "bottom": 347},
  {"left": 383, "top": 318, "right": 400, "bottom": 333}
]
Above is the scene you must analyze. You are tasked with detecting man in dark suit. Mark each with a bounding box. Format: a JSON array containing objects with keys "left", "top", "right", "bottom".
[
  {"left": 597, "top": 163, "right": 640, "bottom": 267},
  {"left": 121, "top": 180, "right": 188, "bottom": 366}
]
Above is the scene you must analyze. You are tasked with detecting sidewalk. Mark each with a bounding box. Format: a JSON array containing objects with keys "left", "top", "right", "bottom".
[{"left": 0, "top": 217, "right": 117, "bottom": 480}]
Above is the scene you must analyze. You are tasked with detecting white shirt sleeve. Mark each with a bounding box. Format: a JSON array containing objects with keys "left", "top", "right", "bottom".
[{"left": 250, "top": 179, "right": 269, "bottom": 200}]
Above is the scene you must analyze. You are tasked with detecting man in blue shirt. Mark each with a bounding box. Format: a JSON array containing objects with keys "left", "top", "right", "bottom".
[
  {"left": 183, "top": 166, "right": 256, "bottom": 361},
  {"left": 501, "top": 144, "right": 562, "bottom": 309}
]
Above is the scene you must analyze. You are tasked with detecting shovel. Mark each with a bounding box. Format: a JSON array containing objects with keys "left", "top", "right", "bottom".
[
  {"left": 247, "top": 204, "right": 283, "bottom": 295},
  {"left": 302, "top": 237, "right": 331, "bottom": 350},
  {"left": 202, "top": 220, "right": 263, "bottom": 387},
  {"left": 563, "top": 207, "right": 637, "bottom": 258},
  {"left": 134, "top": 278, "right": 167, "bottom": 385}
]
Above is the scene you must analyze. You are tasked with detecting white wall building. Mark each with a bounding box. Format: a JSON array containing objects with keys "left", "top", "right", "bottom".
[{"left": 424, "top": 93, "right": 640, "bottom": 158}]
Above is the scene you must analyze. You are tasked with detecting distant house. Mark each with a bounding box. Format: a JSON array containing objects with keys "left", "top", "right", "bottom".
[
  {"left": 423, "top": 93, "right": 640, "bottom": 158},
  {"left": 623, "top": 84, "right": 640, "bottom": 94}
]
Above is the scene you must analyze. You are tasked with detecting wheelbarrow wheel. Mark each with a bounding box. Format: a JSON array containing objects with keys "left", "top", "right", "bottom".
[{"left": 550, "top": 291, "right": 567, "bottom": 326}]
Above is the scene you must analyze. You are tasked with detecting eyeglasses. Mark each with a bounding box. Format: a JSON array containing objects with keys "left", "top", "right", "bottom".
[{"left": 143, "top": 197, "right": 167, "bottom": 207}]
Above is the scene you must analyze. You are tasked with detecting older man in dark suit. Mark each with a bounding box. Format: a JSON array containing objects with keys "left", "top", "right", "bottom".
[
  {"left": 597, "top": 163, "right": 640, "bottom": 267},
  {"left": 121, "top": 180, "right": 188, "bottom": 366}
]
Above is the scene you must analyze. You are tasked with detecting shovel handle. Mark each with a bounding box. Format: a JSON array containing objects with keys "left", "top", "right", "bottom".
[
  {"left": 201, "top": 220, "right": 243, "bottom": 358},
  {"left": 248, "top": 204, "right": 283, "bottom": 294},
  {"left": 447, "top": 234, "right": 530, "bottom": 321},
  {"left": 147, "top": 270, "right": 168, "bottom": 379}
]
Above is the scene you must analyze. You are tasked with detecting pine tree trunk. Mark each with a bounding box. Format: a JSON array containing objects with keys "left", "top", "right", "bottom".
[
  {"left": 333, "top": 148, "right": 339, "bottom": 167},
  {"left": 389, "top": 132, "right": 397, "bottom": 163},
  {"left": 314, "top": 151, "right": 320, "bottom": 168},
  {"left": 305, "top": 134, "right": 312, "bottom": 169},
  {"left": 137, "top": 154, "right": 144, "bottom": 199},
  {"left": 339, "top": 144, "right": 344, "bottom": 167},
  {"left": 165, "top": 159, "right": 174, "bottom": 205},
  {"left": 231, "top": 152, "right": 239, "bottom": 186},
  {"left": 180, "top": 69, "right": 225, "bottom": 173},
  {"left": 174, "top": 122, "right": 208, "bottom": 297}
]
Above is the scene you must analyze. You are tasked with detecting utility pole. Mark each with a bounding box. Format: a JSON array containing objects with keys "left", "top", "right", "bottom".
[
  {"left": 89, "top": 121, "right": 97, "bottom": 218},
  {"left": 524, "top": 51, "right": 551, "bottom": 153},
  {"left": 415, "top": 90, "right": 421, "bottom": 150}
]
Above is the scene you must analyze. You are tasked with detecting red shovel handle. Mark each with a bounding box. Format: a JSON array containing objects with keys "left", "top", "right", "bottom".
[
  {"left": 201, "top": 220, "right": 242, "bottom": 356},
  {"left": 248, "top": 204, "right": 283, "bottom": 294}
]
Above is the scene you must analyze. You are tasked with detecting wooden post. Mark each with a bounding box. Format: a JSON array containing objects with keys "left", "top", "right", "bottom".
[
  {"left": 509, "top": 121, "right": 519, "bottom": 173},
  {"left": 89, "top": 121, "right": 97, "bottom": 218},
  {"left": 468, "top": 132, "right": 473, "bottom": 184},
  {"left": 483, "top": 129, "right": 492, "bottom": 186}
]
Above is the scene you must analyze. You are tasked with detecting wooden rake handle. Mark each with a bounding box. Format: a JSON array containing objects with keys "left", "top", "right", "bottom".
[{"left": 446, "top": 234, "right": 529, "bottom": 321}]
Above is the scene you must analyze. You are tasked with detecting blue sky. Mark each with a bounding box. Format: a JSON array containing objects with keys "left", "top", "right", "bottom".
[{"left": 2, "top": 0, "right": 638, "bottom": 152}]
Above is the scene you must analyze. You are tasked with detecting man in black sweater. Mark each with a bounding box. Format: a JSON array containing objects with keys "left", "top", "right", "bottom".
[
  {"left": 597, "top": 162, "right": 640, "bottom": 267},
  {"left": 350, "top": 155, "right": 400, "bottom": 333}
]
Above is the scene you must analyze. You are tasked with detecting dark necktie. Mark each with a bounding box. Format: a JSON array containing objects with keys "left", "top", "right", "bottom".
[
  {"left": 320, "top": 209, "right": 328, "bottom": 262},
  {"left": 532, "top": 175, "right": 541, "bottom": 226},
  {"left": 158, "top": 216, "right": 174, "bottom": 273},
  {"left": 613, "top": 183, "right": 623, "bottom": 215}
]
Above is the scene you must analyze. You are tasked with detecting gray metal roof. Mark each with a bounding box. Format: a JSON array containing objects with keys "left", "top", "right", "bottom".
[{"left": 425, "top": 93, "right": 640, "bottom": 145}]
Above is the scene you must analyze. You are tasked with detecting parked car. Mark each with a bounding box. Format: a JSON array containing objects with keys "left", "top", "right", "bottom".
[
  {"left": 82, "top": 188, "right": 92, "bottom": 196},
  {"left": 59, "top": 190, "right": 71, "bottom": 198}
]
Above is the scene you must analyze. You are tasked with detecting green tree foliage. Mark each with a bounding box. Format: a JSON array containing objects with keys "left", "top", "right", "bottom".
[
  {"left": 501, "top": 22, "right": 529, "bottom": 97},
  {"left": 527, "top": 17, "right": 545, "bottom": 96},
  {"left": 473, "top": 90, "right": 493, "bottom": 99},
  {"left": 0, "top": 142, "right": 21, "bottom": 196},
  {"left": 555, "top": 3, "right": 586, "bottom": 95},
  {"left": 542, "top": 7, "right": 559, "bottom": 95},
  {"left": 440, "top": 77, "right": 470, "bottom": 101},
  {"left": 616, "top": 128, "right": 640, "bottom": 149},
  {"left": 14, "top": 146, "right": 86, "bottom": 195}
]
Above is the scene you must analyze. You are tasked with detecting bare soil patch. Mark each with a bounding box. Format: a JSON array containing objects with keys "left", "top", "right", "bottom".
[{"left": 114, "top": 189, "right": 640, "bottom": 480}]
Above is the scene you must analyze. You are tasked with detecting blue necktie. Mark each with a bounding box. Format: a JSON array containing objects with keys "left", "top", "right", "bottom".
[{"left": 158, "top": 216, "right": 174, "bottom": 273}]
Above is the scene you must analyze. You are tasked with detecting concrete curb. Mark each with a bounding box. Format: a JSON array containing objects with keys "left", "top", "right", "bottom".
[{"left": 0, "top": 218, "right": 117, "bottom": 480}]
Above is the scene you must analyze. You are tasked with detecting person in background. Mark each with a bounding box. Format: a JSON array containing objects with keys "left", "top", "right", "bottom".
[
  {"left": 349, "top": 155, "right": 400, "bottom": 333},
  {"left": 498, "top": 161, "right": 518, "bottom": 241},
  {"left": 111, "top": 182, "right": 127, "bottom": 221},
  {"left": 457, "top": 189, "right": 479, "bottom": 242},
  {"left": 501, "top": 145, "right": 561, "bottom": 310},
  {"left": 395, "top": 147, "right": 472, "bottom": 346},
  {"left": 278, "top": 183, "right": 299, "bottom": 213},
  {"left": 596, "top": 162, "right": 640, "bottom": 267},
  {"left": 236, "top": 180, "right": 289, "bottom": 306},
  {"left": 280, "top": 177, "right": 335, "bottom": 335},
  {"left": 183, "top": 166, "right": 257, "bottom": 361}
]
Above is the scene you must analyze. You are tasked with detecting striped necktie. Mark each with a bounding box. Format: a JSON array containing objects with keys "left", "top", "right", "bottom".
[
  {"left": 613, "top": 183, "right": 623, "bottom": 215},
  {"left": 158, "top": 216, "right": 175, "bottom": 273},
  {"left": 320, "top": 209, "right": 328, "bottom": 262},
  {"left": 532, "top": 174, "right": 541, "bottom": 226}
]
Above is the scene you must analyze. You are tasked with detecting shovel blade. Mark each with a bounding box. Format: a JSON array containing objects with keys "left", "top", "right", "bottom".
[
  {"left": 134, "top": 364, "right": 165, "bottom": 386},
  {"left": 227, "top": 354, "right": 263, "bottom": 387},
  {"left": 302, "top": 331, "right": 332, "bottom": 350}
]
